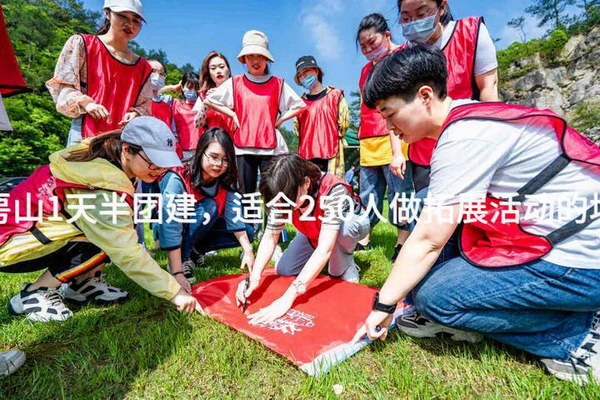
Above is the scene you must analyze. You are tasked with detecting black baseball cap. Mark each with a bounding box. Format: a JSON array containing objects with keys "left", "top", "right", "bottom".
[{"left": 294, "top": 55, "right": 323, "bottom": 84}]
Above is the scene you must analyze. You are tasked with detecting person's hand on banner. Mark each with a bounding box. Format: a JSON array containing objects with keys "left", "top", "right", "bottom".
[
  {"left": 235, "top": 276, "right": 259, "bottom": 308},
  {"left": 390, "top": 154, "right": 406, "bottom": 179},
  {"left": 351, "top": 310, "right": 393, "bottom": 344},
  {"left": 247, "top": 293, "right": 294, "bottom": 325},
  {"left": 171, "top": 288, "right": 204, "bottom": 314},
  {"left": 85, "top": 102, "right": 110, "bottom": 120}
]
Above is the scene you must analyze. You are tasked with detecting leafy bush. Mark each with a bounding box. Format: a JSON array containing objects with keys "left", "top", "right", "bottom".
[
  {"left": 571, "top": 101, "right": 600, "bottom": 132},
  {"left": 540, "top": 28, "right": 569, "bottom": 61}
]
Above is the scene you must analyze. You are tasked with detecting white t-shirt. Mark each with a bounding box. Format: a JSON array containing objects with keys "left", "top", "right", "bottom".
[
  {"left": 432, "top": 20, "right": 498, "bottom": 77},
  {"left": 427, "top": 100, "right": 600, "bottom": 269},
  {"left": 206, "top": 73, "right": 305, "bottom": 156}
]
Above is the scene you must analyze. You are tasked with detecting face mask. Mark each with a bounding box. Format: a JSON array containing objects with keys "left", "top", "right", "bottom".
[
  {"left": 183, "top": 89, "right": 198, "bottom": 102},
  {"left": 301, "top": 74, "right": 317, "bottom": 91},
  {"left": 401, "top": 13, "right": 438, "bottom": 43},
  {"left": 150, "top": 73, "right": 165, "bottom": 91},
  {"left": 364, "top": 44, "right": 389, "bottom": 62}
]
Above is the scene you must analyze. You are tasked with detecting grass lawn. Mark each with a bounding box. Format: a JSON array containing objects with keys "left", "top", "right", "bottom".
[{"left": 1, "top": 220, "right": 599, "bottom": 399}]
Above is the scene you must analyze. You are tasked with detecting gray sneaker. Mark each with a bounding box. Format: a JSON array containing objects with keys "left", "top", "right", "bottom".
[
  {"left": 541, "top": 313, "right": 600, "bottom": 385},
  {"left": 0, "top": 350, "right": 26, "bottom": 377},
  {"left": 396, "top": 310, "right": 483, "bottom": 343}
]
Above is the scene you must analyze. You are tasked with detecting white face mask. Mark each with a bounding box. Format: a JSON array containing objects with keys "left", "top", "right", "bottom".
[{"left": 150, "top": 72, "right": 165, "bottom": 91}]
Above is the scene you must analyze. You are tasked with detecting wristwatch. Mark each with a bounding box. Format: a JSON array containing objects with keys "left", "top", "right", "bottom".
[
  {"left": 291, "top": 280, "right": 306, "bottom": 295},
  {"left": 372, "top": 292, "right": 397, "bottom": 314}
]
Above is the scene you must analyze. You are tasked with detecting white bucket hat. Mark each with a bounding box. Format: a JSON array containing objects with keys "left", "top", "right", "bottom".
[
  {"left": 104, "top": 0, "right": 146, "bottom": 23},
  {"left": 237, "top": 30, "right": 275, "bottom": 63}
]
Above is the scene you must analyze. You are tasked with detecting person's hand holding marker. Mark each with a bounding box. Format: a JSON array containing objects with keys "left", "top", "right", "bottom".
[
  {"left": 352, "top": 293, "right": 396, "bottom": 344},
  {"left": 236, "top": 276, "right": 260, "bottom": 311}
]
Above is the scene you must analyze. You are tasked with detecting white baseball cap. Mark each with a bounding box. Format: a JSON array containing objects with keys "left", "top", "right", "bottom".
[
  {"left": 121, "top": 116, "right": 182, "bottom": 168},
  {"left": 237, "top": 30, "right": 275, "bottom": 63},
  {"left": 104, "top": 0, "right": 146, "bottom": 22}
]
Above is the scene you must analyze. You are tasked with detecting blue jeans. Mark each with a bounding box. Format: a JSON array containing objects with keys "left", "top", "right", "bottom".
[
  {"left": 359, "top": 163, "right": 414, "bottom": 228},
  {"left": 413, "top": 257, "right": 600, "bottom": 360}
]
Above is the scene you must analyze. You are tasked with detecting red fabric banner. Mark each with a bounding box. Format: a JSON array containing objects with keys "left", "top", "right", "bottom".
[{"left": 0, "top": 4, "right": 28, "bottom": 96}]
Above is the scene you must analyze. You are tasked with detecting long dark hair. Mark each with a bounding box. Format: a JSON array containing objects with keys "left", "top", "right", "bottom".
[
  {"left": 199, "top": 51, "right": 231, "bottom": 93},
  {"left": 356, "top": 13, "right": 392, "bottom": 47},
  {"left": 260, "top": 154, "right": 322, "bottom": 207},
  {"left": 96, "top": 9, "right": 111, "bottom": 35},
  {"left": 64, "top": 130, "right": 143, "bottom": 168},
  {"left": 189, "top": 128, "right": 238, "bottom": 192},
  {"left": 397, "top": 0, "right": 454, "bottom": 26}
]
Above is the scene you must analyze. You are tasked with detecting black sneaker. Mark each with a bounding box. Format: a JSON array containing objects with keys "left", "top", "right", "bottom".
[
  {"left": 396, "top": 310, "right": 483, "bottom": 343},
  {"left": 391, "top": 244, "right": 402, "bottom": 263},
  {"left": 355, "top": 242, "right": 371, "bottom": 252},
  {"left": 541, "top": 312, "right": 600, "bottom": 384},
  {"left": 181, "top": 261, "right": 197, "bottom": 284}
]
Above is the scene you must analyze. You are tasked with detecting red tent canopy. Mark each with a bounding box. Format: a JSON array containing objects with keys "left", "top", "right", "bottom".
[{"left": 0, "top": 4, "right": 28, "bottom": 96}]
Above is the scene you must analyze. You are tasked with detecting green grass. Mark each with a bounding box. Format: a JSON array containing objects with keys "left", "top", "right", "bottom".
[{"left": 1, "top": 221, "right": 599, "bottom": 399}]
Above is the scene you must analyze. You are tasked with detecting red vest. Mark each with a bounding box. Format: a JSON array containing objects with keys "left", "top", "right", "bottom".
[
  {"left": 151, "top": 98, "right": 172, "bottom": 128},
  {"left": 80, "top": 34, "right": 152, "bottom": 138},
  {"left": 0, "top": 4, "right": 28, "bottom": 97},
  {"left": 232, "top": 75, "right": 283, "bottom": 149},
  {"left": 358, "top": 47, "right": 402, "bottom": 140},
  {"left": 408, "top": 17, "right": 484, "bottom": 166},
  {"left": 0, "top": 164, "right": 133, "bottom": 247},
  {"left": 437, "top": 102, "right": 600, "bottom": 268},
  {"left": 172, "top": 99, "right": 200, "bottom": 151},
  {"left": 297, "top": 88, "right": 343, "bottom": 160},
  {"left": 199, "top": 91, "right": 236, "bottom": 138},
  {"left": 169, "top": 166, "right": 228, "bottom": 217},
  {"left": 291, "top": 174, "right": 358, "bottom": 247}
]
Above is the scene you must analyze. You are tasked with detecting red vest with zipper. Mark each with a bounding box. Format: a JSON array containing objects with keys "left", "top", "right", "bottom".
[
  {"left": 232, "top": 75, "right": 283, "bottom": 149},
  {"left": 80, "top": 34, "right": 152, "bottom": 139},
  {"left": 169, "top": 166, "right": 228, "bottom": 217},
  {"left": 199, "top": 91, "right": 236, "bottom": 138},
  {"left": 408, "top": 17, "right": 484, "bottom": 166},
  {"left": 437, "top": 102, "right": 600, "bottom": 267},
  {"left": 0, "top": 164, "right": 133, "bottom": 247},
  {"left": 358, "top": 47, "right": 403, "bottom": 140},
  {"left": 297, "top": 88, "right": 343, "bottom": 160},
  {"left": 172, "top": 99, "right": 200, "bottom": 152},
  {"left": 151, "top": 98, "right": 172, "bottom": 128},
  {"left": 291, "top": 174, "right": 359, "bottom": 247}
]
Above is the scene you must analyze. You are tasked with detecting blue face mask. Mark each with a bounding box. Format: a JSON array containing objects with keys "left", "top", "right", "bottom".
[
  {"left": 150, "top": 73, "right": 165, "bottom": 91},
  {"left": 301, "top": 74, "right": 317, "bottom": 91},
  {"left": 183, "top": 89, "right": 198, "bottom": 102},
  {"left": 401, "top": 13, "right": 438, "bottom": 43}
]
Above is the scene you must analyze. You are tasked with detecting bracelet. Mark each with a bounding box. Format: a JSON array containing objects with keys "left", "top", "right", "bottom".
[
  {"left": 372, "top": 292, "right": 397, "bottom": 314},
  {"left": 172, "top": 272, "right": 184, "bottom": 276}
]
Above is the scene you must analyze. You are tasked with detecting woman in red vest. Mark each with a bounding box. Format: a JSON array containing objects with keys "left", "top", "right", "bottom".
[
  {"left": 154, "top": 128, "right": 255, "bottom": 292},
  {"left": 192, "top": 51, "right": 236, "bottom": 137},
  {"left": 46, "top": 0, "right": 152, "bottom": 145},
  {"left": 204, "top": 30, "right": 306, "bottom": 194},
  {"left": 396, "top": 0, "right": 499, "bottom": 191},
  {"left": 235, "top": 154, "right": 371, "bottom": 325},
  {"left": 171, "top": 71, "right": 201, "bottom": 160},
  {"left": 148, "top": 59, "right": 173, "bottom": 128},
  {"left": 293, "top": 55, "right": 350, "bottom": 178},
  {"left": 354, "top": 45, "right": 600, "bottom": 383},
  {"left": 0, "top": 117, "right": 202, "bottom": 323}
]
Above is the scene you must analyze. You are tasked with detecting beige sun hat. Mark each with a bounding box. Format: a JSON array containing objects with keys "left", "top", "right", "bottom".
[{"left": 237, "top": 30, "right": 275, "bottom": 63}]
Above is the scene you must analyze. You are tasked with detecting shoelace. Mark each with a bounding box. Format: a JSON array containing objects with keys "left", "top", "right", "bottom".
[
  {"left": 182, "top": 261, "right": 194, "bottom": 276},
  {"left": 43, "top": 289, "right": 66, "bottom": 308}
]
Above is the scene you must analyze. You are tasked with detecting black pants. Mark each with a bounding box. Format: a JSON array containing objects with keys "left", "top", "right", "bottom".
[
  {"left": 412, "top": 164, "right": 431, "bottom": 193},
  {"left": 1, "top": 241, "right": 108, "bottom": 283},
  {"left": 309, "top": 158, "right": 329, "bottom": 173},
  {"left": 236, "top": 154, "right": 275, "bottom": 194}
]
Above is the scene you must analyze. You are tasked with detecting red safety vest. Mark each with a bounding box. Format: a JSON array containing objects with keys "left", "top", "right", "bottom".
[
  {"left": 0, "top": 164, "right": 133, "bottom": 248},
  {"left": 408, "top": 17, "right": 484, "bottom": 166},
  {"left": 151, "top": 98, "right": 172, "bottom": 128},
  {"left": 291, "top": 174, "right": 359, "bottom": 247},
  {"left": 199, "top": 91, "right": 236, "bottom": 138},
  {"left": 0, "top": 4, "right": 28, "bottom": 97},
  {"left": 168, "top": 166, "right": 228, "bottom": 217},
  {"left": 232, "top": 75, "right": 283, "bottom": 149},
  {"left": 436, "top": 102, "right": 600, "bottom": 267},
  {"left": 297, "top": 88, "right": 343, "bottom": 160},
  {"left": 80, "top": 34, "right": 152, "bottom": 139},
  {"left": 358, "top": 47, "right": 403, "bottom": 140},
  {"left": 172, "top": 99, "right": 201, "bottom": 152}
]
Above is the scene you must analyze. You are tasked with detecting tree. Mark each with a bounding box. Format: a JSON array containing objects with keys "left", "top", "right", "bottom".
[
  {"left": 508, "top": 16, "right": 527, "bottom": 42},
  {"left": 525, "top": 0, "right": 574, "bottom": 30}
]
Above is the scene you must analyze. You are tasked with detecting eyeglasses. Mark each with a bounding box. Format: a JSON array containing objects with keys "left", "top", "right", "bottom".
[
  {"left": 203, "top": 152, "right": 229, "bottom": 167},
  {"left": 137, "top": 151, "right": 164, "bottom": 171},
  {"left": 113, "top": 11, "right": 143, "bottom": 27}
]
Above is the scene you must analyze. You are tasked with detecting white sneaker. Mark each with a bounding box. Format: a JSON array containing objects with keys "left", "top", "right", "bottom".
[
  {"left": 9, "top": 284, "right": 73, "bottom": 322},
  {"left": 62, "top": 272, "right": 128, "bottom": 305},
  {"left": 396, "top": 310, "right": 483, "bottom": 343},
  {"left": 0, "top": 350, "right": 26, "bottom": 377},
  {"left": 542, "top": 312, "right": 600, "bottom": 385},
  {"left": 339, "top": 262, "right": 360, "bottom": 283}
]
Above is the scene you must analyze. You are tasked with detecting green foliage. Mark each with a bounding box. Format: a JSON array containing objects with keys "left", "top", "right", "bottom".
[
  {"left": 540, "top": 28, "right": 569, "bottom": 60},
  {"left": 525, "top": 0, "right": 574, "bottom": 30},
  {"left": 279, "top": 126, "right": 298, "bottom": 152},
  {"left": 571, "top": 101, "right": 600, "bottom": 131}
]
